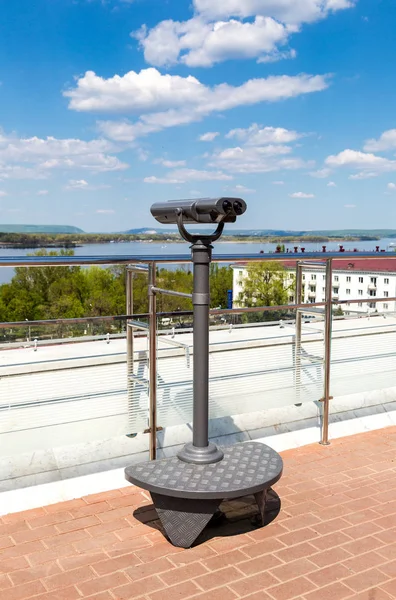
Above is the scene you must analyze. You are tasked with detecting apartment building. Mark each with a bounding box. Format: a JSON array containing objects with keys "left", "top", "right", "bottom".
[{"left": 232, "top": 258, "right": 396, "bottom": 314}]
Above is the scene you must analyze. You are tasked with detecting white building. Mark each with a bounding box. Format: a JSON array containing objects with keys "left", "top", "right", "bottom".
[{"left": 232, "top": 257, "right": 396, "bottom": 314}]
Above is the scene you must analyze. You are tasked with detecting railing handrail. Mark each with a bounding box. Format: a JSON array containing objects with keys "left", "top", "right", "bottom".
[{"left": 1, "top": 250, "right": 396, "bottom": 267}]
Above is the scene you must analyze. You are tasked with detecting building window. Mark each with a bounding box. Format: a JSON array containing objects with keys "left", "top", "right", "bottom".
[
  {"left": 322, "top": 287, "right": 326, "bottom": 292},
  {"left": 311, "top": 274, "right": 316, "bottom": 280},
  {"left": 333, "top": 287, "right": 339, "bottom": 294},
  {"left": 346, "top": 276, "right": 351, "bottom": 282},
  {"left": 370, "top": 277, "right": 377, "bottom": 284},
  {"left": 384, "top": 291, "right": 389, "bottom": 297},
  {"left": 369, "top": 290, "right": 377, "bottom": 297},
  {"left": 289, "top": 295, "right": 294, "bottom": 303},
  {"left": 310, "top": 286, "right": 315, "bottom": 292},
  {"left": 368, "top": 302, "right": 376, "bottom": 309},
  {"left": 358, "top": 290, "right": 363, "bottom": 295},
  {"left": 302, "top": 274, "right": 305, "bottom": 280},
  {"left": 384, "top": 278, "right": 389, "bottom": 284},
  {"left": 346, "top": 289, "right": 351, "bottom": 294},
  {"left": 359, "top": 277, "right": 363, "bottom": 283},
  {"left": 239, "top": 271, "right": 243, "bottom": 276},
  {"left": 358, "top": 302, "right": 363, "bottom": 307},
  {"left": 346, "top": 302, "right": 350, "bottom": 306},
  {"left": 334, "top": 276, "right": 339, "bottom": 282},
  {"left": 384, "top": 303, "right": 389, "bottom": 309}
]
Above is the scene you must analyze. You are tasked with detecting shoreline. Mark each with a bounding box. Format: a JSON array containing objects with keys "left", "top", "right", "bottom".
[{"left": 0, "top": 237, "right": 384, "bottom": 249}]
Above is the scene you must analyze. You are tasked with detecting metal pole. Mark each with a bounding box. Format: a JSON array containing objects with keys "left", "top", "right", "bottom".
[
  {"left": 192, "top": 242, "right": 210, "bottom": 448},
  {"left": 126, "top": 268, "right": 134, "bottom": 431},
  {"left": 294, "top": 262, "right": 303, "bottom": 406},
  {"left": 148, "top": 263, "right": 157, "bottom": 460},
  {"left": 321, "top": 258, "right": 333, "bottom": 445},
  {"left": 177, "top": 240, "right": 223, "bottom": 464}
]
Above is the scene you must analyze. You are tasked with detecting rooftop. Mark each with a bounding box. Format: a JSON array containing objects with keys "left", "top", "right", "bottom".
[
  {"left": 233, "top": 257, "right": 396, "bottom": 273},
  {"left": 1, "top": 426, "right": 396, "bottom": 600}
]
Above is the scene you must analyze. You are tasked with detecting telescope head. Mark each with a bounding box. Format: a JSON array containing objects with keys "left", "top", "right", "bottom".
[{"left": 150, "top": 197, "right": 247, "bottom": 225}]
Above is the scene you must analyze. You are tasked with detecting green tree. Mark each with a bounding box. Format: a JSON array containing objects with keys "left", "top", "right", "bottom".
[
  {"left": 210, "top": 264, "right": 233, "bottom": 309},
  {"left": 83, "top": 266, "right": 125, "bottom": 317},
  {"left": 238, "top": 262, "right": 293, "bottom": 322},
  {"left": 156, "top": 268, "right": 193, "bottom": 314}
]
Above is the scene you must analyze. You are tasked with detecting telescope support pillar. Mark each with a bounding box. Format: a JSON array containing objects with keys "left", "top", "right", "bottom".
[{"left": 177, "top": 239, "right": 224, "bottom": 465}]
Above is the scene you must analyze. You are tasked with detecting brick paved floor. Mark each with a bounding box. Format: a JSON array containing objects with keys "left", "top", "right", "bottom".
[{"left": 1, "top": 427, "right": 396, "bottom": 599}]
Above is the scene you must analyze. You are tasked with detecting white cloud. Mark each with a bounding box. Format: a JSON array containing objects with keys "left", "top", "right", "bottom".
[
  {"left": 199, "top": 131, "right": 219, "bottom": 142},
  {"left": 226, "top": 124, "right": 301, "bottom": 145},
  {"left": 96, "top": 121, "right": 138, "bottom": 142},
  {"left": 325, "top": 149, "right": 396, "bottom": 179},
  {"left": 209, "top": 144, "right": 312, "bottom": 173},
  {"left": 344, "top": 204, "right": 356, "bottom": 208},
  {"left": 36, "top": 189, "right": 49, "bottom": 195},
  {"left": 272, "top": 180, "right": 284, "bottom": 185},
  {"left": 0, "top": 135, "right": 114, "bottom": 162},
  {"left": 67, "top": 69, "right": 329, "bottom": 142},
  {"left": 364, "top": 129, "right": 396, "bottom": 152},
  {"left": 257, "top": 48, "right": 296, "bottom": 63},
  {"left": 144, "top": 168, "right": 233, "bottom": 184},
  {"left": 65, "top": 179, "right": 110, "bottom": 191},
  {"left": 349, "top": 171, "right": 378, "bottom": 180},
  {"left": 289, "top": 191, "right": 315, "bottom": 198},
  {"left": 154, "top": 158, "right": 187, "bottom": 168},
  {"left": 327, "top": 181, "right": 336, "bottom": 187},
  {"left": 133, "top": 0, "right": 356, "bottom": 69},
  {"left": 192, "top": 0, "right": 356, "bottom": 24},
  {"left": 0, "top": 190, "right": 8, "bottom": 197},
  {"left": 96, "top": 209, "right": 115, "bottom": 214},
  {"left": 326, "top": 149, "right": 393, "bottom": 169},
  {"left": 310, "top": 167, "right": 331, "bottom": 178},
  {"left": 0, "top": 131, "right": 128, "bottom": 178},
  {"left": 228, "top": 184, "right": 256, "bottom": 194},
  {"left": 144, "top": 176, "right": 180, "bottom": 184},
  {"left": 137, "top": 148, "right": 149, "bottom": 161},
  {"left": 134, "top": 16, "right": 292, "bottom": 68},
  {"left": 387, "top": 182, "right": 396, "bottom": 190},
  {"left": 0, "top": 165, "right": 48, "bottom": 180}
]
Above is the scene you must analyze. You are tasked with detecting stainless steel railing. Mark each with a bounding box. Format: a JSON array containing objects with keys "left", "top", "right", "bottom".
[{"left": 1, "top": 250, "right": 396, "bottom": 459}]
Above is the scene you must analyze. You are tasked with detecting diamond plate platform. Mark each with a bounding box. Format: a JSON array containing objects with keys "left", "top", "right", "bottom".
[{"left": 125, "top": 441, "right": 283, "bottom": 547}]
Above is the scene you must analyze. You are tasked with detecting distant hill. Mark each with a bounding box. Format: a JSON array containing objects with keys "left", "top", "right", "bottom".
[
  {"left": 0, "top": 224, "right": 84, "bottom": 234},
  {"left": 124, "top": 227, "right": 396, "bottom": 238},
  {"left": 124, "top": 228, "right": 159, "bottom": 235}
]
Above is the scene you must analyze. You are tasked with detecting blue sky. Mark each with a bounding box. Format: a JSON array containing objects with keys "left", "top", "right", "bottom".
[{"left": 1, "top": 0, "right": 396, "bottom": 232}]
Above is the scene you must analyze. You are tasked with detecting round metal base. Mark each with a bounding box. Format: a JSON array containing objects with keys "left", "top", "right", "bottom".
[{"left": 177, "top": 442, "right": 224, "bottom": 464}]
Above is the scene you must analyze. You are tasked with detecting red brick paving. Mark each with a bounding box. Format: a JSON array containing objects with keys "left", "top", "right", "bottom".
[{"left": 1, "top": 426, "right": 396, "bottom": 599}]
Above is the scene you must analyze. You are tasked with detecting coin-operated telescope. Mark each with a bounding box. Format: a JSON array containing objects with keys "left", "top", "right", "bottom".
[
  {"left": 150, "top": 197, "right": 247, "bottom": 464},
  {"left": 151, "top": 197, "right": 246, "bottom": 226}
]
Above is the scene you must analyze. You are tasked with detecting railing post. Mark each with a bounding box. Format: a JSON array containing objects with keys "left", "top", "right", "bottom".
[
  {"left": 148, "top": 263, "right": 157, "bottom": 460},
  {"left": 126, "top": 267, "right": 134, "bottom": 425},
  {"left": 321, "top": 257, "right": 333, "bottom": 445},
  {"left": 294, "top": 262, "right": 303, "bottom": 405}
]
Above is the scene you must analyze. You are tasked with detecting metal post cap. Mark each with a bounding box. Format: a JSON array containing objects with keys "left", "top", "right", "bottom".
[{"left": 177, "top": 442, "right": 224, "bottom": 465}]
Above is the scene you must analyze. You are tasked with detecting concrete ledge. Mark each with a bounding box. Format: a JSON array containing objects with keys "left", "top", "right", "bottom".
[
  {"left": 1, "top": 406, "right": 396, "bottom": 516},
  {"left": 1, "top": 386, "right": 396, "bottom": 515}
]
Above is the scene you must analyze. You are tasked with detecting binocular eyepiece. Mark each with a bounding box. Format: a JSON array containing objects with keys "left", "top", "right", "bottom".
[{"left": 150, "top": 197, "right": 247, "bottom": 225}]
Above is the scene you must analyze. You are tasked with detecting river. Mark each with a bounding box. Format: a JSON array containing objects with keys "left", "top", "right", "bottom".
[{"left": 0, "top": 238, "right": 395, "bottom": 284}]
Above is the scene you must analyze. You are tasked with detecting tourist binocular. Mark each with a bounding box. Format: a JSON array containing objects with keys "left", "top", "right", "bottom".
[{"left": 150, "top": 197, "right": 247, "bottom": 225}]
